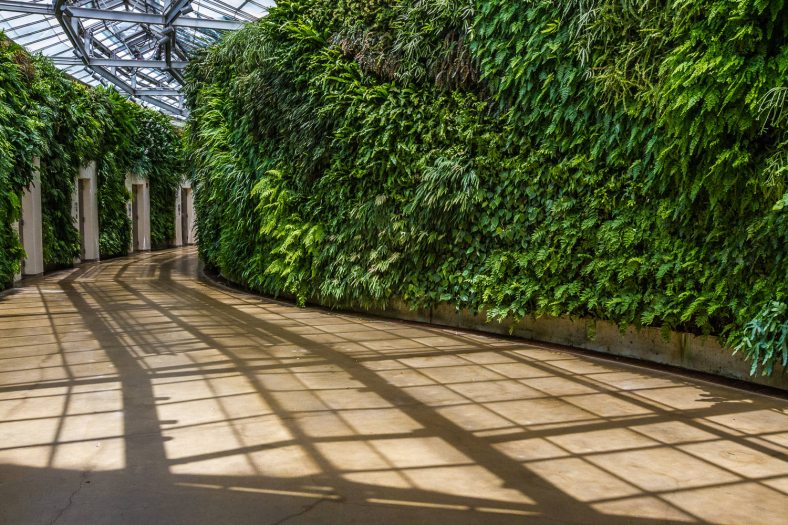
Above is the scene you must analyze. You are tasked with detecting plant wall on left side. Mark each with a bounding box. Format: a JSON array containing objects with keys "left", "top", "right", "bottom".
[
  {"left": 0, "top": 32, "right": 185, "bottom": 285},
  {"left": 0, "top": 37, "right": 42, "bottom": 287}
]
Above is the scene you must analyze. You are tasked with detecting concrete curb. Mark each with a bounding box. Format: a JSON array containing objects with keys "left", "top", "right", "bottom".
[
  {"left": 200, "top": 269, "right": 788, "bottom": 392},
  {"left": 364, "top": 299, "right": 788, "bottom": 391}
]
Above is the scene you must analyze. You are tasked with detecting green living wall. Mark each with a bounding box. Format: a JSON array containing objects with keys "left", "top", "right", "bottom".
[
  {"left": 0, "top": 34, "right": 184, "bottom": 281},
  {"left": 0, "top": 38, "right": 38, "bottom": 286},
  {"left": 133, "top": 109, "right": 184, "bottom": 250},
  {"left": 97, "top": 101, "right": 183, "bottom": 257},
  {"left": 185, "top": 0, "right": 787, "bottom": 374}
]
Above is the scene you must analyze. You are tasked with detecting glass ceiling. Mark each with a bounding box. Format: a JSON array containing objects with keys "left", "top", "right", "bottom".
[{"left": 0, "top": 1, "right": 274, "bottom": 119}]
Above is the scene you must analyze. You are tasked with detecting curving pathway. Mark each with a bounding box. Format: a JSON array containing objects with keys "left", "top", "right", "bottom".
[{"left": 0, "top": 248, "right": 786, "bottom": 524}]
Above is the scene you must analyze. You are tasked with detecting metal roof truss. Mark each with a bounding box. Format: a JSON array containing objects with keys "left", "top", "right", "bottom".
[{"left": 0, "top": 1, "right": 268, "bottom": 118}]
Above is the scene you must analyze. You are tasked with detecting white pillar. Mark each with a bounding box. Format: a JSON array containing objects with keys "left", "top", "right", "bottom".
[
  {"left": 125, "top": 173, "right": 151, "bottom": 252},
  {"left": 186, "top": 188, "right": 195, "bottom": 244},
  {"left": 174, "top": 180, "right": 194, "bottom": 246},
  {"left": 12, "top": 220, "right": 21, "bottom": 284},
  {"left": 20, "top": 158, "right": 44, "bottom": 276},
  {"left": 77, "top": 161, "right": 99, "bottom": 262},
  {"left": 175, "top": 186, "right": 182, "bottom": 246},
  {"left": 71, "top": 173, "right": 80, "bottom": 265},
  {"left": 139, "top": 179, "right": 151, "bottom": 251},
  {"left": 125, "top": 173, "right": 134, "bottom": 253}
]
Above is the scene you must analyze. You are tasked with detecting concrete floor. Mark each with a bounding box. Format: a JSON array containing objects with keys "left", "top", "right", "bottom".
[{"left": 0, "top": 248, "right": 786, "bottom": 525}]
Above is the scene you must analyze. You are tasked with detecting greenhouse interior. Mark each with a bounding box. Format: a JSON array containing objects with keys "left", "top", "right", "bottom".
[{"left": 0, "top": 1, "right": 786, "bottom": 524}]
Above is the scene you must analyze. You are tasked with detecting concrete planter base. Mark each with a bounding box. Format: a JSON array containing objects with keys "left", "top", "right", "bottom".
[
  {"left": 207, "top": 269, "right": 787, "bottom": 392},
  {"left": 362, "top": 300, "right": 787, "bottom": 391}
]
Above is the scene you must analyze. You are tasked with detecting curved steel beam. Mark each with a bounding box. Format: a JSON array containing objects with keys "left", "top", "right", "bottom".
[{"left": 0, "top": 0, "right": 250, "bottom": 117}]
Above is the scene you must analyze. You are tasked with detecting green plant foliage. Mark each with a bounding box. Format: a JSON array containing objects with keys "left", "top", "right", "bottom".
[
  {"left": 97, "top": 89, "right": 136, "bottom": 259},
  {"left": 0, "top": 33, "right": 184, "bottom": 281},
  {"left": 96, "top": 91, "right": 184, "bottom": 258},
  {"left": 0, "top": 37, "right": 41, "bottom": 286},
  {"left": 736, "top": 301, "right": 788, "bottom": 376},
  {"left": 185, "top": 0, "right": 787, "bottom": 375},
  {"left": 31, "top": 58, "right": 108, "bottom": 267},
  {"left": 132, "top": 108, "right": 183, "bottom": 249}
]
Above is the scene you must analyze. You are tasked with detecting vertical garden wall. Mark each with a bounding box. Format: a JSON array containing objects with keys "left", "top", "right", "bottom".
[
  {"left": 0, "top": 34, "right": 184, "bottom": 283},
  {"left": 133, "top": 110, "right": 184, "bottom": 251},
  {"left": 184, "top": 0, "right": 787, "bottom": 375},
  {"left": 0, "top": 38, "right": 37, "bottom": 286}
]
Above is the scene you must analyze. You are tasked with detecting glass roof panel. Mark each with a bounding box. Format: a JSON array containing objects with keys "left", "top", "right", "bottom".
[{"left": 0, "top": 0, "right": 274, "bottom": 118}]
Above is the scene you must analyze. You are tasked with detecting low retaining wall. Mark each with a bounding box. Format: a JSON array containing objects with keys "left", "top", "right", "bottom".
[
  {"left": 363, "top": 299, "right": 787, "bottom": 391},
  {"left": 209, "top": 268, "right": 787, "bottom": 391}
]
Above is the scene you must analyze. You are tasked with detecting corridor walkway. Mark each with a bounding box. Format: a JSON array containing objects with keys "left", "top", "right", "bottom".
[{"left": 0, "top": 248, "right": 786, "bottom": 524}]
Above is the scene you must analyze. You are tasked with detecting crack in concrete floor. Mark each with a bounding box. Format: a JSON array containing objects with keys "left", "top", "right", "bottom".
[{"left": 48, "top": 471, "right": 90, "bottom": 525}]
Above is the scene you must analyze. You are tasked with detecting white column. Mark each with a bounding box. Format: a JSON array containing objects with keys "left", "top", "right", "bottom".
[
  {"left": 174, "top": 186, "right": 183, "bottom": 246},
  {"left": 71, "top": 173, "right": 80, "bottom": 265},
  {"left": 77, "top": 162, "right": 100, "bottom": 261},
  {"left": 125, "top": 173, "right": 151, "bottom": 252},
  {"left": 139, "top": 179, "right": 151, "bottom": 251},
  {"left": 20, "top": 158, "right": 44, "bottom": 276},
  {"left": 185, "top": 188, "right": 195, "bottom": 244},
  {"left": 125, "top": 173, "right": 134, "bottom": 253},
  {"left": 174, "top": 180, "right": 194, "bottom": 246},
  {"left": 12, "top": 220, "right": 21, "bottom": 284}
]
